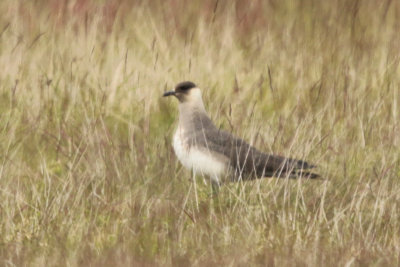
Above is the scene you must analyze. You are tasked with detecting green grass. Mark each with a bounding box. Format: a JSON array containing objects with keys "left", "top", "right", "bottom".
[{"left": 1, "top": 0, "right": 400, "bottom": 266}]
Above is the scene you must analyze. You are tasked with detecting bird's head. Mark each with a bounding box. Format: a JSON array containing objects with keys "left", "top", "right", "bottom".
[{"left": 163, "top": 81, "right": 203, "bottom": 103}]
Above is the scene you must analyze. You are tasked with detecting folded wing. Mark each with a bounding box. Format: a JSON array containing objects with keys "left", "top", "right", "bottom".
[{"left": 191, "top": 119, "right": 318, "bottom": 180}]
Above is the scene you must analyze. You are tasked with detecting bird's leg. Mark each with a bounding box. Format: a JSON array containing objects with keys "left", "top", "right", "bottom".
[
  {"left": 192, "top": 169, "right": 199, "bottom": 211},
  {"left": 211, "top": 178, "right": 220, "bottom": 196},
  {"left": 210, "top": 178, "right": 221, "bottom": 210}
]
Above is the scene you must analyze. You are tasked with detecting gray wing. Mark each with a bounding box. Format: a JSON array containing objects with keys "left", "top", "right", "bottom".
[{"left": 190, "top": 117, "right": 318, "bottom": 180}]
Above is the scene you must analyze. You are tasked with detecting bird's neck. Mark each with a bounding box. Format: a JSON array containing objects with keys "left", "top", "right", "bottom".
[{"left": 178, "top": 101, "right": 210, "bottom": 132}]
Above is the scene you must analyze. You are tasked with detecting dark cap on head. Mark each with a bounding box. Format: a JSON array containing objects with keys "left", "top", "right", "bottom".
[
  {"left": 163, "top": 81, "right": 197, "bottom": 99},
  {"left": 175, "top": 81, "right": 196, "bottom": 91}
]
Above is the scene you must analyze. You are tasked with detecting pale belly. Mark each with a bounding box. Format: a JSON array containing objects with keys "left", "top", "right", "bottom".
[{"left": 173, "top": 130, "right": 227, "bottom": 182}]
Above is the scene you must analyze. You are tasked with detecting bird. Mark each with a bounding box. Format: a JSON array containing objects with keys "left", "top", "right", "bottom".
[{"left": 163, "top": 81, "right": 319, "bottom": 189}]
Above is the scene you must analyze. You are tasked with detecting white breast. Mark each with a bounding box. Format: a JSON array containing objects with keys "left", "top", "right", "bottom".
[{"left": 173, "top": 128, "right": 226, "bottom": 182}]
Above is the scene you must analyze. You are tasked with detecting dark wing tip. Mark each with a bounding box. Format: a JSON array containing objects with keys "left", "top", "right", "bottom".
[
  {"left": 295, "top": 159, "right": 317, "bottom": 170},
  {"left": 291, "top": 159, "right": 321, "bottom": 179},
  {"left": 295, "top": 171, "right": 321, "bottom": 179}
]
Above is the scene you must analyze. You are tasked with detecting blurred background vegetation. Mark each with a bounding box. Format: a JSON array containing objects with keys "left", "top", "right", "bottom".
[{"left": 0, "top": 0, "right": 399, "bottom": 266}]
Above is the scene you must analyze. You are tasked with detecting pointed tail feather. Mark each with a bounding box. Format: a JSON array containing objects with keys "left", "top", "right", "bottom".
[{"left": 253, "top": 153, "right": 320, "bottom": 179}]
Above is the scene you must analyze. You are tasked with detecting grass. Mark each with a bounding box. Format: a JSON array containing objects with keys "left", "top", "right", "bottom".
[{"left": 0, "top": 0, "right": 399, "bottom": 265}]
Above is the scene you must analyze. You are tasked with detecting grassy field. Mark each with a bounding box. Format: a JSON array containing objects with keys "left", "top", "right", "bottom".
[{"left": 0, "top": 0, "right": 399, "bottom": 266}]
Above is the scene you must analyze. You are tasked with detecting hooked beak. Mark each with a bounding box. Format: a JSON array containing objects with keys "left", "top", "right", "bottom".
[{"left": 163, "top": 91, "right": 176, "bottom": 97}]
